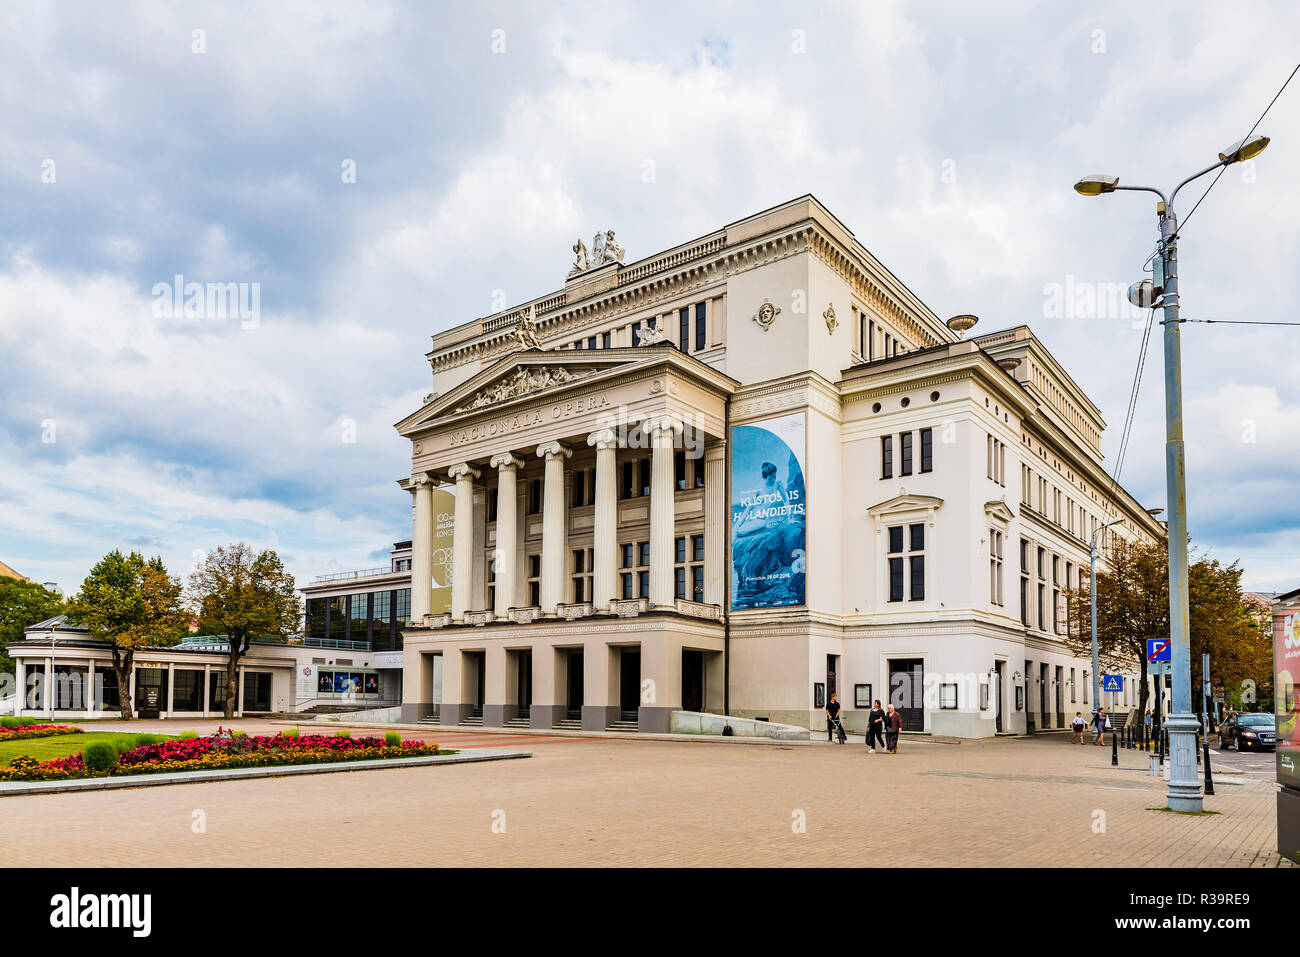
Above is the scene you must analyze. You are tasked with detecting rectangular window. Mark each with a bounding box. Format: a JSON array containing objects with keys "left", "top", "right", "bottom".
[
  {"left": 571, "top": 469, "right": 586, "bottom": 507},
  {"left": 487, "top": 488, "right": 499, "bottom": 522},
  {"left": 639, "top": 458, "right": 651, "bottom": 497},
  {"left": 587, "top": 335, "right": 597, "bottom": 350},
  {"left": 1037, "top": 583, "right": 1045, "bottom": 631},
  {"left": 889, "top": 557, "right": 904, "bottom": 603},
  {"left": 172, "top": 669, "right": 203, "bottom": 712},
  {"left": 900, "top": 432, "right": 913, "bottom": 476},
  {"left": 242, "top": 672, "right": 272, "bottom": 712},
  {"left": 910, "top": 555, "right": 925, "bottom": 601},
  {"left": 989, "top": 530, "right": 1004, "bottom": 606},
  {"left": 920, "top": 428, "right": 933, "bottom": 473},
  {"left": 869, "top": 319, "right": 876, "bottom": 359},
  {"left": 679, "top": 307, "right": 690, "bottom": 352},
  {"left": 886, "top": 524, "right": 925, "bottom": 602},
  {"left": 527, "top": 554, "right": 541, "bottom": 607},
  {"left": 527, "top": 478, "right": 542, "bottom": 515},
  {"left": 620, "top": 541, "right": 649, "bottom": 599},
  {"left": 571, "top": 547, "right": 593, "bottom": 603},
  {"left": 695, "top": 302, "right": 707, "bottom": 351},
  {"left": 395, "top": 588, "right": 410, "bottom": 626},
  {"left": 674, "top": 451, "right": 686, "bottom": 490},
  {"left": 881, "top": 435, "right": 893, "bottom": 479},
  {"left": 602, "top": 331, "right": 612, "bottom": 349},
  {"left": 674, "top": 534, "right": 705, "bottom": 602}
]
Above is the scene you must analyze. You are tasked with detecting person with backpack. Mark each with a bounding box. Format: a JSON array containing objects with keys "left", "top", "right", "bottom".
[{"left": 866, "top": 699, "right": 886, "bottom": 753}]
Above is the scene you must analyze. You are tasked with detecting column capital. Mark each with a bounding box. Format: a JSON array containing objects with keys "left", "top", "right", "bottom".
[
  {"left": 643, "top": 415, "right": 683, "bottom": 441},
  {"left": 409, "top": 471, "right": 435, "bottom": 490},
  {"left": 447, "top": 462, "right": 481, "bottom": 481},
  {"left": 587, "top": 428, "right": 618, "bottom": 450},
  {"left": 490, "top": 452, "right": 524, "bottom": 472},
  {"left": 704, "top": 440, "right": 727, "bottom": 462},
  {"left": 536, "top": 440, "right": 572, "bottom": 461}
]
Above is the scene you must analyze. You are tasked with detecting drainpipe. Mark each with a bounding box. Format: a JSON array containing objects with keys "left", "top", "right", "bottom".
[{"left": 723, "top": 396, "right": 731, "bottom": 717}]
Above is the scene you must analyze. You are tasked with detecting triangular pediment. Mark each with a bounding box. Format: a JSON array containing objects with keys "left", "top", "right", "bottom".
[
  {"left": 395, "top": 347, "right": 670, "bottom": 435},
  {"left": 984, "top": 498, "right": 1016, "bottom": 524},
  {"left": 866, "top": 491, "right": 944, "bottom": 518}
]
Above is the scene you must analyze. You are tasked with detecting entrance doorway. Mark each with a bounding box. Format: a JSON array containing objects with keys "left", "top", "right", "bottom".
[
  {"left": 994, "top": 661, "right": 1005, "bottom": 733},
  {"left": 465, "top": 651, "right": 485, "bottom": 719},
  {"left": 566, "top": 649, "right": 584, "bottom": 720},
  {"left": 682, "top": 649, "right": 704, "bottom": 713},
  {"left": 1054, "top": 665, "right": 1063, "bottom": 728},
  {"left": 619, "top": 648, "right": 641, "bottom": 720},
  {"left": 826, "top": 654, "right": 839, "bottom": 702},
  {"left": 515, "top": 649, "right": 532, "bottom": 720},
  {"left": 1039, "top": 663, "right": 1048, "bottom": 729},
  {"left": 887, "top": 658, "right": 924, "bottom": 731}
]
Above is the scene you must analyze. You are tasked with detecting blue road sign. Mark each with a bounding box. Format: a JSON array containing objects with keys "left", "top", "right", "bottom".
[
  {"left": 1101, "top": 674, "right": 1124, "bottom": 693},
  {"left": 1146, "top": 638, "right": 1172, "bottom": 663}
]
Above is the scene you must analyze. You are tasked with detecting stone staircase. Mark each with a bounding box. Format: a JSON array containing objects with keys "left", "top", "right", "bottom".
[{"left": 605, "top": 710, "right": 639, "bottom": 733}]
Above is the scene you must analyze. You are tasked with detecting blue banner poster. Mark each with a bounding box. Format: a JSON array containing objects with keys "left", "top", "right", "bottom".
[{"left": 730, "top": 412, "right": 806, "bottom": 609}]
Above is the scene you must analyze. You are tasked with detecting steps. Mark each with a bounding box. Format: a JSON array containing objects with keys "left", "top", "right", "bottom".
[
  {"left": 554, "top": 718, "right": 582, "bottom": 731},
  {"left": 605, "top": 714, "right": 639, "bottom": 733},
  {"left": 504, "top": 716, "right": 531, "bottom": 729}
]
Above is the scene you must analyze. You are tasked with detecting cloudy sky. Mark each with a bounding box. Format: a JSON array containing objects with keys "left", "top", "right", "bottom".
[{"left": 1, "top": 0, "right": 1297, "bottom": 595}]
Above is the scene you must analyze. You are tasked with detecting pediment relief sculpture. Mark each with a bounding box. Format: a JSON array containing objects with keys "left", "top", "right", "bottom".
[{"left": 455, "top": 365, "right": 596, "bottom": 413}]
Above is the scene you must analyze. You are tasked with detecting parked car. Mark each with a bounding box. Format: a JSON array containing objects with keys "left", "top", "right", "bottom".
[{"left": 1218, "top": 713, "right": 1276, "bottom": 752}]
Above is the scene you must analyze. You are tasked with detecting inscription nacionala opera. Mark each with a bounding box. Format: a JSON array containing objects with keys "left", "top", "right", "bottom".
[{"left": 447, "top": 393, "right": 612, "bottom": 447}]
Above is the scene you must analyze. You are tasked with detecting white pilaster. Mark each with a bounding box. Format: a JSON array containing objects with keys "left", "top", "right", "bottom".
[
  {"left": 447, "top": 463, "right": 481, "bottom": 621},
  {"left": 647, "top": 417, "right": 680, "bottom": 609},
  {"left": 703, "top": 439, "right": 726, "bottom": 607},
  {"left": 410, "top": 472, "right": 435, "bottom": 621},
  {"left": 536, "top": 441, "right": 572, "bottom": 615},
  {"left": 588, "top": 428, "right": 619, "bottom": 612},
  {"left": 490, "top": 453, "right": 524, "bottom": 618}
]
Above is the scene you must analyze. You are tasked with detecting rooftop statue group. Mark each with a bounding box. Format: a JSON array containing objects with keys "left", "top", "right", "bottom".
[{"left": 569, "top": 229, "right": 625, "bottom": 276}]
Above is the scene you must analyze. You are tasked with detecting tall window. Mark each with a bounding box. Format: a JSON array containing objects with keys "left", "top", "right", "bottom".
[
  {"left": 989, "top": 529, "right": 1004, "bottom": 606},
  {"left": 602, "top": 331, "right": 612, "bottom": 349},
  {"left": 881, "top": 435, "right": 893, "bottom": 479},
  {"left": 487, "top": 488, "right": 499, "bottom": 522},
  {"left": 527, "top": 554, "right": 541, "bottom": 607},
  {"left": 571, "top": 548, "right": 593, "bottom": 603},
  {"left": 987, "top": 436, "right": 1006, "bottom": 485},
  {"left": 619, "top": 458, "right": 651, "bottom": 499},
  {"left": 1019, "top": 538, "right": 1030, "bottom": 627},
  {"left": 395, "top": 588, "right": 411, "bottom": 627},
  {"left": 900, "top": 431, "right": 913, "bottom": 476},
  {"left": 920, "top": 428, "right": 933, "bottom": 473},
  {"left": 695, "top": 302, "right": 707, "bottom": 351},
  {"left": 679, "top": 307, "right": 690, "bottom": 352},
  {"left": 526, "top": 478, "right": 542, "bottom": 515},
  {"left": 620, "top": 542, "right": 650, "bottom": 599},
  {"left": 571, "top": 468, "right": 595, "bottom": 507},
  {"left": 486, "top": 560, "right": 496, "bottom": 609},
  {"left": 674, "top": 535, "right": 705, "bottom": 602},
  {"left": 887, "top": 523, "right": 925, "bottom": 602}
]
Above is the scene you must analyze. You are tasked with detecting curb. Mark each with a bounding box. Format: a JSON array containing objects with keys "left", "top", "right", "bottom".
[{"left": 0, "top": 748, "right": 531, "bottom": 797}]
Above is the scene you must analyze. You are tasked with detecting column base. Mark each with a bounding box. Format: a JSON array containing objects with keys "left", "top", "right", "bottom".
[
  {"left": 1164, "top": 713, "right": 1204, "bottom": 812},
  {"left": 530, "top": 704, "right": 565, "bottom": 730},
  {"left": 482, "top": 704, "right": 508, "bottom": 728},
  {"left": 441, "top": 703, "right": 471, "bottom": 726},
  {"left": 581, "top": 705, "right": 620, "bottom": 732},
  {"left": 638, "top": 706, "right": 676, "bottom": 734}
]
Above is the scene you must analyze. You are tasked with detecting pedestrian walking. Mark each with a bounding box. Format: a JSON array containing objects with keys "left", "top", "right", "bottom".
[
  {"left": 1092, "top": 707, "right": 1107, "bottom": 746},
  {"left": 885, "top": 704, "right": 903, "bottom": 753},
  {"left": 1071, "top": 712, "right": 1086, "bottom": 744},
  {"left": 825, "top": 693, "right": 846, "bottom": 744},
  {"left": 866, "top": 699, "right": 886, "bottom": 753}
]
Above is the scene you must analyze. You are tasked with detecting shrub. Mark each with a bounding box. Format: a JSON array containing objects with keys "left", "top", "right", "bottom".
[
  {"left": 281, "top": 727, "right": 300, "bottom": 738},
  {"left": 334, "top": 730, "right": 352, "bottom": 739},
  {"left": 232, "top": 729, "right": 247, "bottom": 739},
  {"left": 178, "top": 731, "right": 199, "bottom": 741},
  {"left": 114, "top": 735, "right": 140, "bottom": 754},
  {"left": 384, "top": 731, "right": 401, "bottom": 747},
  {"left": 134, "top": 733, "right": 165, "bottom": 747},
  {"left": 82, "top": 742, "right": 119, "bottom": 772}
]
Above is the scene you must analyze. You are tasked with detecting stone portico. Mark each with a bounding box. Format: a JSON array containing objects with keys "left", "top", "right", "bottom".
[{"left": 396, "top": 347, "right": 736, "bottom": 732}]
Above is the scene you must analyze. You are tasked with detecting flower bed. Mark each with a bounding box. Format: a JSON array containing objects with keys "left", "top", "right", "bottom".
[
  {"left": 0, "top": 724, "right": 83, "bottom": 743},
  {"left": 0, "top": 730, "right": 441, "bottom": 783}
]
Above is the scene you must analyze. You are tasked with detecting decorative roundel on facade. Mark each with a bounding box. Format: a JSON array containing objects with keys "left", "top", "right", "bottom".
[
  {"left": 650, "top": 378, "right": 664, "bottom": 394},
  {"left": 752, "top": 298, "right": 781, "bottom": 331},
  {"left": 930, "top": 391, "right": 940, "bottom": 402},
  {"left": 872, "top": 402, "right": 882, "bottom": 413},
  {"left": 901, "top": 397, "right": 910, "bottom": 407},
  {"left": 414, "top": 442, "right": 423, "bottom": 454},
  {"left": 303, "top": 666, "right": 312, "bottom": 677}
]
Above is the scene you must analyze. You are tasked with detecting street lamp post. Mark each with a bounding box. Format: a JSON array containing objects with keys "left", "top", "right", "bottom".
[
  {"left": 1090, "top": 517, "right": 1124, "bottom": 725},
  {"left": 1074, "top": 134, "right": 1270, "bottom": 812}
]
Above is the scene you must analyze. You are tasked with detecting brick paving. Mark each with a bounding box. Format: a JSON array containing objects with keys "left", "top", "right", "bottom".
[{"left": 1, "top": 720, "right": 1290, "bottom": 868}]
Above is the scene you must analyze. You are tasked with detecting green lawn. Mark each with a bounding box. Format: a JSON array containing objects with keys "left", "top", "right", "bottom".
[{"left": 0, "top": 731, "right": 172, "bottom": 765}]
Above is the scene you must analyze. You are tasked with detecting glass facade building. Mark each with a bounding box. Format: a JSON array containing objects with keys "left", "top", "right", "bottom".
[{"left": 304, "top": 587, "right": 410, "bottom": 651}]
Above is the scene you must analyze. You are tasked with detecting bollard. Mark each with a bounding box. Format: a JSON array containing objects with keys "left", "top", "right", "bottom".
[
  {"left": 1111, "top": 726, "right": 1119, "bottom": 767},
  {"left": 1203, "top": 733, "right": 1215, "bottom": 796}
]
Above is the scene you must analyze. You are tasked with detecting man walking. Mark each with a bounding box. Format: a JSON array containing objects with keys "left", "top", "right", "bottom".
[
  {"left": 825, "top": 692, "right": 845, "bottom": 744},
  {"left": 885, "top": 703, "right": 903, "bottom": 753}
]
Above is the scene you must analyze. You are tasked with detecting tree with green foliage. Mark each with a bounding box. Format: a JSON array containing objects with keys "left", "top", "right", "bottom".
[
  {"left": 0, "top": 576, "right": 65, "bottom": 681},
  {"left": 1064, "top": 536, "right": 1271, "bottom": 719},
  {"left": 64, "top": 551, "right": 186, "bottom": 719},
  {"left": 187, "top": 543, "right": 299, "bottom": 718}
]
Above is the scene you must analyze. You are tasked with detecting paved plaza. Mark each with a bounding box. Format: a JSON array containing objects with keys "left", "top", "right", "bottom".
[{"left": 1, "top": 720, "right": 1289, "bottom": 868}]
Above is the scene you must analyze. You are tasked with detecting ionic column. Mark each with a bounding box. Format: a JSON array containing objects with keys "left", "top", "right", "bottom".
[
  {"left": 703, "top": 439, "right": 726, "bottom": 606},
  {"left": 447, "top": 463, "right": 481, "bottom": 621},
  {"left": 490, "top": 453, "right": 523, "bottom": 617},
  {"left": 536, "top": 441, "right": 572, "bottom": 615},
  {"left": 587, "top": 428, "right": 618, "bottom": 611},
  {"left": 409, "top": 472, "right": 434, "bottom": 621},
  {"left": 647, "top": 417, "right": 680, "bottom": 609}
]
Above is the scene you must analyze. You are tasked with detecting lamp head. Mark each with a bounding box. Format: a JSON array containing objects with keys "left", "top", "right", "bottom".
[
  {"left": 1074, "top": 174, "right": 1120, "bottom": 196},
  {"left": 1219, "top": 134, "right": 1269, "bottom": 165}
]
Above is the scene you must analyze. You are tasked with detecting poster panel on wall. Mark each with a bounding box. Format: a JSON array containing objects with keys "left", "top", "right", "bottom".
[
  {"left": 431, "top": 487, "right": 455, "bottom": 615},
  {"left": 730, "top": 412, "right": 806, "bottom": 609}
]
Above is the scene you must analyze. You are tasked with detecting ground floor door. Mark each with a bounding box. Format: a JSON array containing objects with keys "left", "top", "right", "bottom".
[
  {"left": 467, "top": 651, "right": 485, "bottom": 717},
  {"left": 566, "top": 650, "right": 583, "bottom": 719},
  {"left": 619, "top": 649, "right": 641, "bottom": 718},
  {"left": 1039, "top": 663, "right": 1048, "bottom": 728},
  {"left": 995, "top": 661, "right": 1004, "bottom": 733},
  {"left": 826, "top": 654, "right": 838, "bottom": 701},
  {"left": 887, "top": 658, "right": 924, "bottom": 731},
  {"left": 682, "top": 649, "right": 704, "bottom": 714},
  {"left": 516, "top": 650, "right": 532, "bottom": 718},
  {"left": 1054, "top": 665, "right": 1063, "bottom": 728}
]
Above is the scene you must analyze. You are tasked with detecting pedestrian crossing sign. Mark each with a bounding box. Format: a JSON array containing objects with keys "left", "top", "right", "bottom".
[{"left": 1101, "top": 674, "right": 1123, "bottom": 693}]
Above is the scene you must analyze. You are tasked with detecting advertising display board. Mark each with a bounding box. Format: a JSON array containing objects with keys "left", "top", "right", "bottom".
[
  {"left": 729, "top": 413, "right": 806, "bottom": 609},
  {"left": 1276, "top": 610, "right": 1300, "bottom": 788},
  {"left": 431, "top": 487, "right": 455, "bottom": 615}
]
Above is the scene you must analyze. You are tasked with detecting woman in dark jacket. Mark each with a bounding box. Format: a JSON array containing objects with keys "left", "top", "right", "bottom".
[
  {"left": 867, "top": 700, "right": 887, "bottom": 752},
  {"left": 886, "top": 704, "right": 903, "bottom": 753}
]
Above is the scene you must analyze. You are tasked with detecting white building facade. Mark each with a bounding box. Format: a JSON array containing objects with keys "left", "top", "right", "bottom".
[{"left": 396, "top": 196, "right": 1161, "bottom": 737}]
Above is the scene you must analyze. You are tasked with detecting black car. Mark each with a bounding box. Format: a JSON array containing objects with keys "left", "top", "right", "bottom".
[{"left": 1218, "top": 713, "right": 1276, "bottom": 752}]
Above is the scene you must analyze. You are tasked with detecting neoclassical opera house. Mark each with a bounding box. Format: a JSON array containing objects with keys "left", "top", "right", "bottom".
[{"left": 395, "top": 196, "right": 1161, "bottom": 737}]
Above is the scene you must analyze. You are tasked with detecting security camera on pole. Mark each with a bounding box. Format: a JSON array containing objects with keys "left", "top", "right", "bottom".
[{"left": 1074, "top": 133, "right": 1270, "bottom": 813}]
